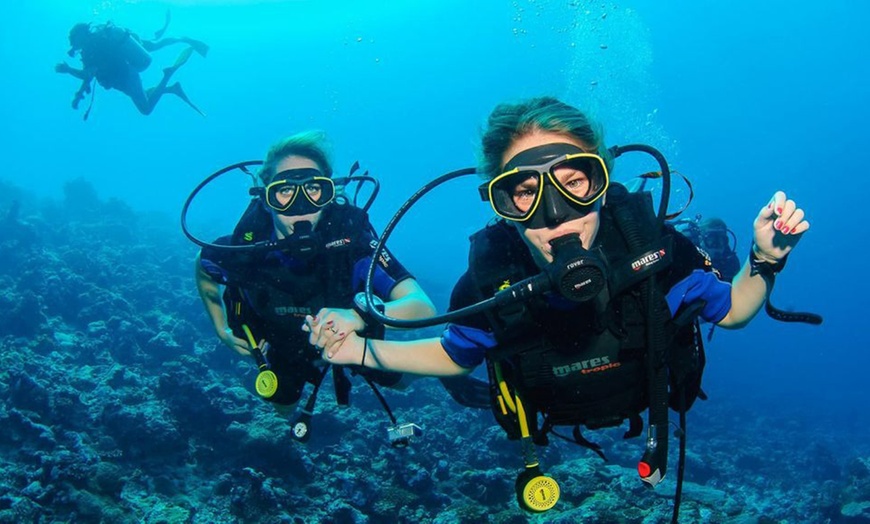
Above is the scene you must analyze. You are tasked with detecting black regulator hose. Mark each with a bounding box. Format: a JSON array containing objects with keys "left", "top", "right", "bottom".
[
  {"left": 181, "top": 160, "right": 263, "bottom": 250},
  {"left": 362, "top": 167, "right": 507, "bottom": 329},
  {"left": 609, "top": 144, "right": 670, "bottom": 223}
]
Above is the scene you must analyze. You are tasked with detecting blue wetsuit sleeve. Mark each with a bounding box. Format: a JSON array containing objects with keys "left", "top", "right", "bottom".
[
  {"left": 199, "top": 235, "right": 233, "bottom": 284},
  {"left": 437, "top": 270, "right": 496, "bottom": 369},
  {"left": 440, "top": 323, "right": 495, "bottom": 369},
  {"left": 350, "top": 223, "right": 413, "bottom": 297},
  {"left": 351, "top": 256, "right": 411, "bottom": 298},
  {"left": 666, "top": 269, "right": 732, "bottom": 323},
  {"left": 200, "top": 257, "right": 229, "bottom": 284}
]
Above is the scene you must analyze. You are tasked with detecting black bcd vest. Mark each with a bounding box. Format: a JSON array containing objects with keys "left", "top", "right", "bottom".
[
  {"left": 468, "top": 187, "right": 706, "bottom": 443},
  {"left": 214, "top": 201, "right": 374, "bottom": 359}
]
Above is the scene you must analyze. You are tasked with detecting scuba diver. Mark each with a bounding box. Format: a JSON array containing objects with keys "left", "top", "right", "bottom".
[
  {"left": 55, "top": 15, "right": 208, "bottom": 119},
  {"left": 188, "top": 131, "right": 488, "bottom": 445},
  {"left": 312, "top": 97, "right": 819, "bottom": 521},
  {"left": 674, "top": 216, "right": 741, "bottom": 283}
]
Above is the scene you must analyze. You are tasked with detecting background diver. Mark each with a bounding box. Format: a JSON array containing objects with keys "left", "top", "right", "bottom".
[{"left": 55, "top": 15, "right": 208, "bottom": 118}]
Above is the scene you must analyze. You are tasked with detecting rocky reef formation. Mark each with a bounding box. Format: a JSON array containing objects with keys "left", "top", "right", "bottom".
[{"left": 0, "top": 178, "right": 865, "bottom": 523}]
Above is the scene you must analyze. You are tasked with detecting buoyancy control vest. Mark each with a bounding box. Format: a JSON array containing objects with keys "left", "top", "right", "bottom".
[
  {"left": 213, "top": 201, "right": 374, "bottom": 360},
  {"left": 468, "top": 186, "right": 706, "bottom": 444}
]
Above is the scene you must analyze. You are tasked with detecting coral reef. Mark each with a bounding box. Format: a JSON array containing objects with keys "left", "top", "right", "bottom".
[{"left": 0, "top": 179, "right": 865, "bottom": 523}]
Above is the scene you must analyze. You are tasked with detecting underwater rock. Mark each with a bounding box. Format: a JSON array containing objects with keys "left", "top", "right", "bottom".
[{"left": 842, "top": 501, "right": 870, "bottom": 519}]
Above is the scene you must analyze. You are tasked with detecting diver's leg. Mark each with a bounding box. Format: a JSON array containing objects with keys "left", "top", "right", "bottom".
[
  {"left": 144, "top": 47, "right": 205, "bottom": 116},
  {"left": 135, "top": 64, "right": 176, "bottom": 115},
  {"left": 163, "top": 46, "right": 194, "bottom": 77},
  {"left": 115, "top": 70, "right": 153, "bottom": 115},
  {"left": 142, "top": 36, "right": 209, "bottom": 57}
]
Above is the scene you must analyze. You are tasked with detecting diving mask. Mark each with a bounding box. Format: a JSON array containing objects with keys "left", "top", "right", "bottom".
[
  {"left": 480, "top": 143, "right": 609, "bottom": 229},
  {"left": 701, "top": 230, "right": 729, "bottom": 251},
  {"left": 259, "top": 167, "right": 335, "bottom": 216}
]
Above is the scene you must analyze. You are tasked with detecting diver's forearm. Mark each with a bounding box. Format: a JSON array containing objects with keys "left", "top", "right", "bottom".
[
  {"left": 383, "top": 292, "right": 437, "bottom": 325},
  {"left": 362, "top": 338, "right": 469, "bottom": 377},
  {"left": 718, "top": 259, "right": 770, "bottom": 328}
]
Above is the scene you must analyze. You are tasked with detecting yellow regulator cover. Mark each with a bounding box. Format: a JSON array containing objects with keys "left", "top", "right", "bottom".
[
  {"left": 520, "top": 474, "right": 560, "bottom": 512},
  {"left": 255, "top": 370, "right": 278, "bottom": 398}
]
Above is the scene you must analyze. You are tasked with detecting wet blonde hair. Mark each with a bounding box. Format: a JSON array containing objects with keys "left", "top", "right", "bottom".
[{"left": 259, "top": 130, "right": 334, "bottom": 185}]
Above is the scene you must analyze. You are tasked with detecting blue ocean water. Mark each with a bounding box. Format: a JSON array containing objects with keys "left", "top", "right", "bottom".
[{"left": 1, "top": 1, "right": 868, "bottom": 522}]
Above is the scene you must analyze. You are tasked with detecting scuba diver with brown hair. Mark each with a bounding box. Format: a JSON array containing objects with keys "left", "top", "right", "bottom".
[
  {"left": 55, "top": 16, "right": 208, "bottom": 119},
  {"left": 314, "top": 96, "right": 821, "bottom": 520}
]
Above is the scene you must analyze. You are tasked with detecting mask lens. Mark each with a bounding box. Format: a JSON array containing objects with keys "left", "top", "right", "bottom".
[
  {"left": 550, "top": 155, "right": 608, "bottom": 205},
  {"left": 702, "top": 231, "right": 727, "bottom": 250},
  {"left": 303, "top": 178, "right": 335, "bottom": 207},
  {"left": 490, "top": 170, "right": 540, "bottom": 220},
  {"left": 265, "top": 176, "right": 335, "bottom": 213},
  {"left": 267, "top": 181, "right": 298, "bottom": 211}
]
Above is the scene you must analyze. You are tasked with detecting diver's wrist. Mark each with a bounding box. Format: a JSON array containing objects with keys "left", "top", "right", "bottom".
[
  {"left": 749, "top": 243, "right": 787, "bottom": 277},
  {"left": 750, "top": 242, "right": 781, "bottom": 264},
  {"left": 349, "top": 309, "right": 367, "bottom": 333}
]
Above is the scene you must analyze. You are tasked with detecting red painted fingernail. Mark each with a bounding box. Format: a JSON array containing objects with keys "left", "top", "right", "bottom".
[
  {"left": 338, "top": 332, "right": 345, "bottom": 337},
  {"left": 326, "top": 320, "right": 334, "bottom": 325},
  {"left": 781, "top": 226, "right": 789, "bottom": 234},
  {"left": 776, "top": 207, "right": 783, "bottom": 214},
  {"left": 767, "top": 203, "right": 773, "bottom": 209},
  {"left": 774, "top": 220, "right": 782, "bottom": 229}
]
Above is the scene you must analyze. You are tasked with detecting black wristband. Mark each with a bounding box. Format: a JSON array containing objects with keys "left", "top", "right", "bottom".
[{"left": 749, "top": 243, "right": 788, "bottom": 278}]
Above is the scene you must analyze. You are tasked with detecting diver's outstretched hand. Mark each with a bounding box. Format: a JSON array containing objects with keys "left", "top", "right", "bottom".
[
  {"left": 753, "top": 191, "right": 809, "bottom": 262},
  {"left": 55, "top": 62, "right": 71, "bottom": 74}
]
